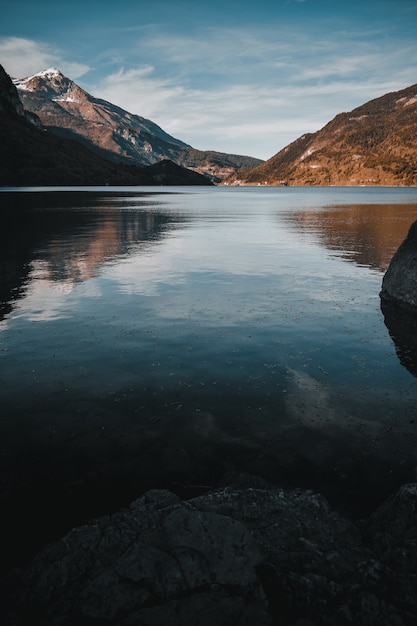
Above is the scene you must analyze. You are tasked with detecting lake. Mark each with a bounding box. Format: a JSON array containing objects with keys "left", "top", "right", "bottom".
[{"left": 1, "top": 185, "right": 417, "bottom": 570}]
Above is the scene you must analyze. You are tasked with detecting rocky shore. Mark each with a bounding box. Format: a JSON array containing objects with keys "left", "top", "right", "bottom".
[{"left": 2, "top": 475, "right": 417, "bottom": 625}]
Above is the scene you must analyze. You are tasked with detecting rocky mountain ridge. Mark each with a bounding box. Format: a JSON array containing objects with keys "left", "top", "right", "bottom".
[
  {"left": 233, "top": 83, "right": 417, "bottom": 186},
  {"left": 14, "top": 68, "right": 263, "bottom": 182},
  {"left": 0, "top": 65, "right": 212, "bottom": 186},
  {"left": 0, "top": 65, "right": 41, "bottom": 128}
]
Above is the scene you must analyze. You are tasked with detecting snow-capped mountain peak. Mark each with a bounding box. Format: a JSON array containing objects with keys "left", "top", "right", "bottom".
[
  {"left": 13, "top": 67, "right": 84, "bottom": 101},
  {"left": 34, "top": 67, "right": 63, "bottom": 79},
  {"left": 13, "top": 67, "right": 64, "bottom": 90},
  {"left": 13, "top": 67, "right": 263, "bottom": 179},
  {"left": 13, "top": 68, "right": 191, "bottom": 149}
]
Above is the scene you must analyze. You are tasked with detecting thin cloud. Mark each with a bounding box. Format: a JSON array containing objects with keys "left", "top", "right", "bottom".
[
  {"left": 0, "top": 37, "right": 89, "bottom": 79},
  {"left": 91, "top": 67, "right": 186, "bottom": 119},
  {"left": 111, "top": 24, "right": 416, "bottom": 99}
]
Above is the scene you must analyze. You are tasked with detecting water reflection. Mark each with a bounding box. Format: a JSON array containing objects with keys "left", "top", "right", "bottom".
[
  {"left": 287, "top": 201, "right": 417, "bottom": 377},
  {"left": 283, "top": 203, "right": 417, "bottom": 272},
  {"left": 381, "top": 299, "right": 417, "bottom": 378},
  {"left": 0, "top": 191, "right": 185, "bottom": 320}
]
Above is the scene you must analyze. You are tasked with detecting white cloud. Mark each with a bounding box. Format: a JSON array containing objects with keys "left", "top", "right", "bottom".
[
  {"left": 91, "top": 66, "right": 185, "bottom": 118},
  {"left": 0, "top": 37, "right": 89, "bottom": 79}
]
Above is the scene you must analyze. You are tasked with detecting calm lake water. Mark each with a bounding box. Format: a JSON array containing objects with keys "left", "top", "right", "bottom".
[{"left": 2, "top": 185, "right": 417, "bottom": 568}]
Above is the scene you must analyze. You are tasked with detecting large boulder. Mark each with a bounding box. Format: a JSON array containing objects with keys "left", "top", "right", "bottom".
[
  {"left": 3, "top": 480, "right": 417, "bottom": 625},
  {"left": 380, "top": 220, "right": 417, "bottom": 310},
  {"left": 3, "top": 488, "right": 270, "bottom": 626}
]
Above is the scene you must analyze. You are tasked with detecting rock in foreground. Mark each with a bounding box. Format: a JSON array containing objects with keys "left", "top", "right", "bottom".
[
  {"left": 3, "top": 481, "right": 417, "bottom": 625},
  {"left": 380, "top": 220, "right": 417, "bottom": 310}
]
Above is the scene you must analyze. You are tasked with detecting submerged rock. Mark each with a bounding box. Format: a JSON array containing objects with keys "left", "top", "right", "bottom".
[
  {"left": 3, "top": 480, "right": 417, "bottom": 625},
  {"left": 380, "top": 220, "right": 417, "bottom": 311}
]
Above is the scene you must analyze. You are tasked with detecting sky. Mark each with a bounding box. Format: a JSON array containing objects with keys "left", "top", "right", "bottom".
[{"left": 1, "top": 0, "right": 417, "bottom": 160}]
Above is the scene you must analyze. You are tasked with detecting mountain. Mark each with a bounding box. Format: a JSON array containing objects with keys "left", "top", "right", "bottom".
[
  {"left": 0, "top": 65, "right": 212, "bottom": 187},
  {"left": 0, "top": 64, "right": 41, "bottom": 128},
  {"left": 233, "top": 83, "right": 417, "bottom": 186},
  {"left": 14, "top": 68, "right": 263, "bottom": 182}
]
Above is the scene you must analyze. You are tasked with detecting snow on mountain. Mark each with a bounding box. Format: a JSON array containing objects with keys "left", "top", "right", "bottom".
[
  {"left": 13, "top": 68, "right": 90, "bottom": 106},
  {"left": 14, "top": 67, "right": 62, "bottom": 86}
]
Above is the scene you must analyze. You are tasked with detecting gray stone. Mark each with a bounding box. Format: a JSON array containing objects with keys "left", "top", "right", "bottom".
[
  {"left": 3, "top": 481, "right": 417, "bottom": 625},
  {"left": 380, "top": 220, "right": 417, "bottom": 310}
]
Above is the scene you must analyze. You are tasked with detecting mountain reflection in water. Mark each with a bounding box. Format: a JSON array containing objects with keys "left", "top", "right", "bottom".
[
  {"left": 0, "top": 191, "right": 186, "bottom": 319},
  {"left": 283, "top": 203, "right": 416, "bottom": 271}
]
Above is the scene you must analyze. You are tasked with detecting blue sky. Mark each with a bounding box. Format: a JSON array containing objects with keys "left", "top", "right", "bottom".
[{"left": 1, "top": 0, "right": 416, "bottom": 159}]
